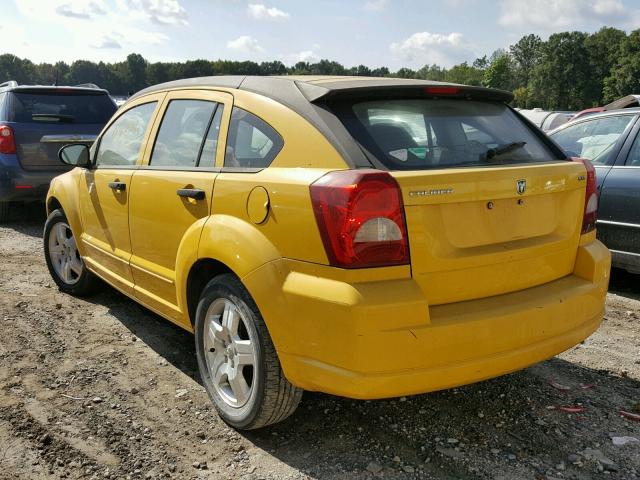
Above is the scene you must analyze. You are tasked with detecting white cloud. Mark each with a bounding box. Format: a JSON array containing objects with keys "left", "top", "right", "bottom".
[
  {"left": 390, "top": 31, "right": 475, "bottom": 67},
  {"left": 363, "top": 0, "right": 387, "bottom": 11},
  {"left": 91, "top": 33, "right": 122, "bottom": 49},
  {"left": 247, "top": 3, "right": 290, "bottom": 20},
  {"left": 56, "top": 1, "right": 107, "bottom": 19},
  {"left": 283, "top": 50, "right": 320, "bottom": 65},
  {"left": 119, "top": 0, "right": 188, "bottom": 25},
  {"left": 227, "top": 35, "right": 265, "bottom": 53},
  {"left": 498, "top": 0, "right": 630, "bottom": 30}
]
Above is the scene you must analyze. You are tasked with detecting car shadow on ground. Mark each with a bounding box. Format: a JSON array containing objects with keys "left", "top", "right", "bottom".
[
  {"left": 609, "top": 267, "right": 640, "bottom": 301},
  {"left": 1, "top": 203, "right": 46, "bottom": 238},
  {"left": 90, "top": 281, "right": 640, "bottom": 479}
]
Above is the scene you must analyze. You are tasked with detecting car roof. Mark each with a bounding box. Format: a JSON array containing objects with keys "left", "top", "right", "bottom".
[{"left": 131, "top": 75, "right": 513, "bottom": 104}]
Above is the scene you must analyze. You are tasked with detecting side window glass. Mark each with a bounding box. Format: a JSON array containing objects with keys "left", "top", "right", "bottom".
[
  {"left": 198, "top": 105, "right": 224, "bottom": 168},
  {"left": 150, "top": 100, "right": 217, "bottom": 167},
  {"left": 626, "top": 133, "right": 640, "bottom": 167},
  {"left": 96, "top": 102, "right": 156, "bottom": 167},
  {"left": 224, "top": 107, "right": 283, "bottom": 168},
  {"left": 552, "top": 115, "right": 633, "bottom": 165}
]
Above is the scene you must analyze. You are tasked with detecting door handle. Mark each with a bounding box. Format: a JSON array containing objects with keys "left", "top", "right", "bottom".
[
  {"left": 108, "top": 181, "right": 126, "bottom": 192},
  {"left": 177, "top": 188, "right": 205, "bottom": 200}
]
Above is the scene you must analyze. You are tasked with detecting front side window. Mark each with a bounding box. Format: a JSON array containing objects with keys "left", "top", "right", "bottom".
[
  {"left": 224, "top": 107, "right": 283, "bottom": 168},
  {"left": 95, "top": 102, "right": 156, "bottom": 167},
  {"left": 150, "top": 100, "right": 221, "bottom": 168},
  {"left": 333, "top": 99, "right": 557, "bottom": 170},
  {"left": 551, "top": 115, "right": 635, "bottom": 165}
]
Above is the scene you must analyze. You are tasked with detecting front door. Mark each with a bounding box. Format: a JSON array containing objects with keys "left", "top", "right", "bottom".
[
  {"left": 128, "top": 90, "right": 232, "bottom": 323},
  {"left": 78, "top": 97, "right": 163, "bottom": 295}
]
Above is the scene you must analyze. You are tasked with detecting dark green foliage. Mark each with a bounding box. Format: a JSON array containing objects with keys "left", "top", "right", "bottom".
[{"left": 0, "top": 27, "right": 637, "bottom": 110}]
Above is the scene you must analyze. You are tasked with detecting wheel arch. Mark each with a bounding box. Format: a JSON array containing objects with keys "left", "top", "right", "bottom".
[
  {"left": 45, "top": 176, "right": 85, "bottom": 256},
  {"left": 176, "top": 214, "right": 282, "bottom": 327}
]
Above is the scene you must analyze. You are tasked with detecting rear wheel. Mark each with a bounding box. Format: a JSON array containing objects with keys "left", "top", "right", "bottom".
[
  {"left": 44, "top": 209, "right": 99, "bottom": 296},
  {"left": 194, "top": 274, "right": 302, "bottom": 429}
]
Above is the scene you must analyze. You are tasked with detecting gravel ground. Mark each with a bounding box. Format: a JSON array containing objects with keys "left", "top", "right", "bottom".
[{"left": 0, "top": 206, "right": 639, "bottom": 480}]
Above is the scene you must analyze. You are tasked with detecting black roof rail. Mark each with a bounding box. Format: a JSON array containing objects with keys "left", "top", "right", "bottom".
[
  {"left": 74, "top": 83, "right": 101, "bottom": 89},
  {"left": 0, "top": 80, "right": 18, "bottom": 89}
]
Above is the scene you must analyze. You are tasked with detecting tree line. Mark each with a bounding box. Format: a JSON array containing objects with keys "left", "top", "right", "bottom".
[{"left": 1, "top": 27, "right": 639, "bottom": 111}]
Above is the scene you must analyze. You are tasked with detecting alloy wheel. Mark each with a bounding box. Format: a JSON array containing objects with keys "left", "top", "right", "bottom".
[
  {"left": 203, "top": 298, "right": 257, "bottom": 408},
  {"left": 48, "top": 221, "right": 82, "bottom": 285}
]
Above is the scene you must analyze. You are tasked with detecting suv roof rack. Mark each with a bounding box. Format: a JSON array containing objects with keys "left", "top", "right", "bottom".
[
  {"left": 0, "top": 80, "right": 18, "bottom": 89},
  {"left": 74, "top": 83, "right": 101, "bottom": 89}
]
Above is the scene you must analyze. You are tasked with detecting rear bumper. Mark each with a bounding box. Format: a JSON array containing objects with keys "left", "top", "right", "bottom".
[
  {"left": 0, "top": 153, "right": 58, "bottom": 202},
  {"left": 244, "top": 238, "right": 610, "bottom": 399}
]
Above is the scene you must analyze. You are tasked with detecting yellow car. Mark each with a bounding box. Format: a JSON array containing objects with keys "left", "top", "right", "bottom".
[{"left": 45, "top": 76, "right": 610, "bottom": 429}]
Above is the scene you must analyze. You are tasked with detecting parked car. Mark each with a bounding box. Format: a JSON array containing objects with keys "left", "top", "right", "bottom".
[
  {"left": 550, "top": 108, "right": 640, "bottom": 274},
  {"left": 45, "top": 76, "right": 610, "bottom": 429},
  {"left": 0, "top": 81, "right": 116, "bottom": 221},
  {"left": 517, "top": 108, "right": 575, "bottom": 131},
  {"left": 571, "top": 94, "right": 640, "bottom": 121}
]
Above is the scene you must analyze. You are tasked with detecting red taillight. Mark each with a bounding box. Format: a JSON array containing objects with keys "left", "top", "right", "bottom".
[
  {"left": 424, "top": 86, "right": 460, "bottom": 95},
  {"left": 0, "top": 125, "right": 16, "bottom": 154},
  {"left": 309, "top": 170, "right": 410, "bottom": 268},
  {"left": 572, "top": 157, "right": 598, "bottom": 234}
]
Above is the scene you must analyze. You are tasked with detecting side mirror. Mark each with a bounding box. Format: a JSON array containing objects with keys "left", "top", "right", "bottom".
[{"left": 59, "top": 144, "right": 91, "bottom": 168}]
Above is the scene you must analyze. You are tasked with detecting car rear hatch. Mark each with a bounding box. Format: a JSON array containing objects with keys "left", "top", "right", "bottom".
[
  {"left": 323, "top": 84, "right": 586, "bottom": 304},
  {"left": 8, "top": 88, "right": 116, "bottom": 171}
]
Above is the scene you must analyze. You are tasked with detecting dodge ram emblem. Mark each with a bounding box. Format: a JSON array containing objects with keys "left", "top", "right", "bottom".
[{"left": 516, "top": 179, "right": 526, "bottom": 195}]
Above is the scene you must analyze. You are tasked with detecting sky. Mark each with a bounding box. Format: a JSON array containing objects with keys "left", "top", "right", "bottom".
[{"left": 3, "top": 0, "right": 640, "bottom": 69}]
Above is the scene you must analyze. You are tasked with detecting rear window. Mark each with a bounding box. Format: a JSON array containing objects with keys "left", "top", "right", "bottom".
[
  {"left": 333, "top": 99, "right": 559, "bottom": 170},
  {"left": 9, "top": 91, "right": 116, "bottom": 124}
]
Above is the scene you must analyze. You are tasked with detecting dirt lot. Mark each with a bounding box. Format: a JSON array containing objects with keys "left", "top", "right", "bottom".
[{"left": 0, "top": 208, "right": 639, "bottom": 480}]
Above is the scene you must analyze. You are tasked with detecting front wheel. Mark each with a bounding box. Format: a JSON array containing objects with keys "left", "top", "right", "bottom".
[
  {"left": 44, "top": 209, "right": 99, "bottom": 296},
  {"left": 194, "top": 274, "right": 302, "bottom": 429}
]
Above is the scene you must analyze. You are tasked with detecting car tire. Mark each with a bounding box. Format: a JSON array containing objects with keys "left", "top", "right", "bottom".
[
  {"left": 44, "top": 209, "right": 99, "bottom": 296},
  {"left": 0, "top": 202, "right": 9, "bottom": 223},
  {"left": 194, "top": 273, "right": 302, "bottom": 429}
]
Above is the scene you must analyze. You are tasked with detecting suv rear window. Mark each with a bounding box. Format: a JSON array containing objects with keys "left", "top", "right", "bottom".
[
  {"left": 333, "top": 99, "right": 559, "bottom": 170},
  {"left": 9, "top": 91, "right": 116, "bottom": 124}
]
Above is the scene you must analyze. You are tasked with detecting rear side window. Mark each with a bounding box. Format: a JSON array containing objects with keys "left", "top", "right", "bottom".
[
  {"left": 224, "top": 107, "right": 283, "bottom": 168},
  {"left": 9, "top": 92, "right": 116, "bottom": 124},
  {"left": 550, "top": 115, "right": 635, "bottom": 165},
  {"left": 150, "top": 100, "right": 222, "bottom": 168},
  {"left": 96, "top": 102, "right": 156, "bottom": 167},
  {"left": 333, "top": 99, "right": 558, "bottom": 170}
]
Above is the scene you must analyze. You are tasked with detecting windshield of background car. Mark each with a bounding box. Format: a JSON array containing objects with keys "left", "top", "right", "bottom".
[
  {"left": 549, "top": 114, "right": 635, "bottom": 165},
  {"left": 333, "top": 98, "right": 559, "bottom": 170},
  {"left": 9, "top": 91, "right": 116, "bottom": 124}
]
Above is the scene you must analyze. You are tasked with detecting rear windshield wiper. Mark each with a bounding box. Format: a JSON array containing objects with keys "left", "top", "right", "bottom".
[
  {"left": 482, "top": 141, "right": 526, "bottom": 161},
  {"left": 31, "top": 113, "right": 75, "bottom": 123}
]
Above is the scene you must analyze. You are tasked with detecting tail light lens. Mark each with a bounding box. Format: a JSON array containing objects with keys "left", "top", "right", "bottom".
[
  {"left": 309, "top": 170, "right": 410, "bottom": 268},
  {"left": 572, "top": 157, "right": 598, "bottom": 234},
  {"left": 0, "top": 125, "right": 16, "bottom": 154}
]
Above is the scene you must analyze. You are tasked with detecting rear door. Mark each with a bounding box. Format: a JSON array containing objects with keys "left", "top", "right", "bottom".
[
  {"left": 128, "top": 90, "right": 231, "bottom": 322},
  {"left": 597, "top": 122, "right": 640, "bottom": 272},
  {"left": 8, "top": 89, "right": 116, "bottom": 171},
  {"left": 78, "top": 96, "right": 162, "bottom": 295},
  {"left": 334, "top": 97, "right": 587, "bottom": 305}
]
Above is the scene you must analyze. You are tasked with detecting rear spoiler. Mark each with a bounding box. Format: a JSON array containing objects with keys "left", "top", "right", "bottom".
[{"left": 296, "top": 79, "right": 514, "bottom": 104}]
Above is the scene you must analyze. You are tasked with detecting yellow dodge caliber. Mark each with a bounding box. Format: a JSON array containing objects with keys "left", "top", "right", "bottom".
[{"left": 44, "top": 76, "right": 610, "bottom": 429}]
